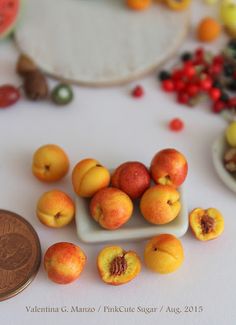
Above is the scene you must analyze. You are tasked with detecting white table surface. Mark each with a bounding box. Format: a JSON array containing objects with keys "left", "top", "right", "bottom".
[{"left": 1, "top": 1, "right": 235, "bottom": 325}]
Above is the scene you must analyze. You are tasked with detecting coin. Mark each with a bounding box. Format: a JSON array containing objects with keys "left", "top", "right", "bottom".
[{"left": 0, "top": 210, "right": 41, "bottom": 302}]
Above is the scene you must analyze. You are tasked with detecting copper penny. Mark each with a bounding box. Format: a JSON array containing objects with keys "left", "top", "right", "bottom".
[{"left": 0, "top": 210, "right": 41, "bottom": 302}]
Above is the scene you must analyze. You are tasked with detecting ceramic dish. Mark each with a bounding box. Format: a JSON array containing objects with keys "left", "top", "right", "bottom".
[
  {"left": 212, "top": 134, "right": 236, "bottom": 193},
  {"left": 75, "top": 187, "right": 188, "bottom": 244}
]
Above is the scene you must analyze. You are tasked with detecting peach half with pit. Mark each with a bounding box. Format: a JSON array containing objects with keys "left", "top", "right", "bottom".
[{"left": 97, "top": 246, "right": 141, "bottom": 285}]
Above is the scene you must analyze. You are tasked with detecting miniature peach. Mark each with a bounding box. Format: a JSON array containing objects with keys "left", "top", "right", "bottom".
[
  {"left": 126, "top": 0, "right": 152, "bottom": 11},
  {"left": 44, "top": 242, "right": 86, "bottom": 284},
  {"left": 197, "top": 17, "right": 221, "bottom": 42},
  {"left": 90, "top": 187, "right": 133, "bottom": 230},
  {"left": 97, "top": 246, "right": 141, "bottom": 285},
  {"left": 32, "top": 144, "right": 69, "bottom": 182},
  {"left": 36, "top": 190, "right": 75, "bottom": 228},
  {"left": 72, "top": 158, "right": 110, "bottom": 198},
  {"left": 140, "top": 185, "right": 181, "bottom": 224},
  {"left": 111, "top": 161, "right": 151, "bottom": 199},
  {"left": 189, "top": 208, "right": 224, "bottom": 241},
  {"left": 150, "top": 148, "right": 188, "bottom": 188},
  {"left": 144, "top": 234, "right": 184, "bottom": 274}
]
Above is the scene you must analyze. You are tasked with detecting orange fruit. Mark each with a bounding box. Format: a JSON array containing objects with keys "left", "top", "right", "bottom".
[
  {"left": 126, "top": 0, "right": 152, "bottom": 10},
  {"left": 197, "top": 17, "right": 221, "bottom": 42},
  {"left": 166, "top": 0, "right": 191, "bottom": 11}
]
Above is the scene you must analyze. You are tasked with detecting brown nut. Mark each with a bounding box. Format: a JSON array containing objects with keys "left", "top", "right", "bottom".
[
  {"left": 16, "top": 54, "right": 38, "bottom": 77},
  {"left": 224, "top": 147, "right": 236, "bottom": 173},
  {"left": 23, "top": 71, "right": 48, "bottom": 100}
]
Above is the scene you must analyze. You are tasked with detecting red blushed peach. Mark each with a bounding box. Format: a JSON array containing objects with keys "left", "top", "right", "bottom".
[
  {"left": 111, "top": 161, "right": 151, "bottom": 199},
  {"left": 36, "top": 190, "right": 75, "bottom": 228},
  {"left": 72, "top": 158, "right": 110, "bottom": 198},
  {"left": 150, "top": 148, "right": 188, "bottom": 188},
  {"left": 140, "top": 185, "right": 181, "bottom": 225},
  {"left": 44, "top": 242, "right": 86, "bottom": 284},
  {"left": 89, "top": 187, "right": 133, "bottom": 230}
]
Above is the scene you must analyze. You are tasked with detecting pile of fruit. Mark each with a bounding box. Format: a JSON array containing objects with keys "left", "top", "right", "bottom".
[
  {"left": 31, "top": 144, "right": 224, "bottom": 286},
  {"left": 159, "top": 41, "right": 236, "bottom": 115}
]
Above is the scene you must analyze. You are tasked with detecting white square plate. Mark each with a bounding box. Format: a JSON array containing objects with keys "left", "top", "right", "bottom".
[{"left": 75, "top": 187, "right": 188, "bottom": 244}]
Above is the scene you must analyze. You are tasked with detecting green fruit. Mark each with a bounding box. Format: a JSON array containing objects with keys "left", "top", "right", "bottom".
[
  {"left": 0, "top": 0, "right": 23, "bottom": 40},
  {"left": 51, "top": 84, "right": 74, "bottom": 106},
  {"left": 226, "top": 122, "right": 236, "bottom": 147}
]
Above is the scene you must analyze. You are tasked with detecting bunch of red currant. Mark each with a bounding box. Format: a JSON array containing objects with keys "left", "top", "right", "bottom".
[{"left": 159, "top": 41, "right": 236, "bottom": 114}]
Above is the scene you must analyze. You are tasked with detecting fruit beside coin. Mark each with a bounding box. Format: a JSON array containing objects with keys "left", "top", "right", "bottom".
[
  {"left": 36, "top": 190, "right": 75, "bottom": 228},
  {"left": 44, "top": 242, "right": 86, "bottom": 284},
  {"left": 97, "top": 246, "right": 141, "bottom": 285}
]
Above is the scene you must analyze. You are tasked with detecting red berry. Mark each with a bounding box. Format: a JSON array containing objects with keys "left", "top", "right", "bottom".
[
  {"left": 0, "top": 85, "right": 20, "bottom": 108},
  {"left": 132, "top": 85, "right": 144, "bottom": 98},
  {"left": 212, "top": 101, "right": 225, "bottom": 114},
  {"left": 177, "top": 92, "right": 189, "bottom": 104},
  {"left": 172, "top": 69, "right": 184, "bottom": 81},
  {"left": 186, "top": 83, "right": 199, "bottom": 97},
  {"left": 174, "top": 80, "right": 186, "bottom": 92},
  {"left": 162, "top": 79, "right": 175, "bottom": 92},
  {"left": 228, "top": 97, "right": 236, "bottom": 108},
  {"left": 169, "top": 118, "right": 184, "bottom": 132},
  {"left": 195, "top": 48, "right": 204, "bottom": 59},
  {"left": 199, "top": 76, "right": 213, "bottom": 91},
  {"left": 183, "top": 64, "right": 196, "bottom": 78},
  {"left": 208, "top": 64, "right": 222, "bottom": 76},
  {"left": 213, "top": 55, "right": 224, "bottom": 65},
  {"left": 209, "top": 88, "right": 221, "bottom": 102}
]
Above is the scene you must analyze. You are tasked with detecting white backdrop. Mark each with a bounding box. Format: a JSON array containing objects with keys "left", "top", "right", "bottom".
[{"left": 0, "top": 1, "right": 235, "bottom": 325}]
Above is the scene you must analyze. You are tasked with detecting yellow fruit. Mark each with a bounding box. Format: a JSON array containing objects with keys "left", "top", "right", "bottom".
[
  {"left": 220, "top": 1, "right": 236, "bottom": 28},
  {"left": 226, "top": 122, "right": 236, "bottom": 147}
]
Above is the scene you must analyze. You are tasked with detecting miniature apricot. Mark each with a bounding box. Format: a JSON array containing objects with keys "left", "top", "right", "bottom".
[
  {"left": 144, "top": 234, "right": 184, "bottom": 274},
  {"left": 197, "top": 17, "right": 221, "bottom": 42},
  {"left": 97, "top": 246, "right": 141, "bottom": 285},
  {"left": 126, "top": 0, "right": 152, "bottom": 10},
  {"left": 189, "top": 208, "right": 224, "bottom": 241},
  {"left": 166, "top": 0, "right": 191, "bottom": 11}
]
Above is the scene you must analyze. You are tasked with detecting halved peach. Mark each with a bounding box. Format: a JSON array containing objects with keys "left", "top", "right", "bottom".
[
  {"left": 189, "top": 208, "right": 224, "bottom": 241},
  {"left": 97, "top": 246, "right": 141, "bottom": 285}
]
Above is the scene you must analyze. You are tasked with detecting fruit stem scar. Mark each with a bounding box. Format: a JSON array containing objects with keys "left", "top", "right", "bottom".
[
  {"left": 55, "top": 212, "right": 61, "bottom": 219},
  {"left": 45, "top": 164, "right": 50, "bottom": 171}
]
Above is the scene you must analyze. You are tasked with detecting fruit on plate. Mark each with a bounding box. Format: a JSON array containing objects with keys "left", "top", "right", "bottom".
[
  {"left": 144, "top": 234, "right": 184, "bottom": 274},
  {"left": 220, "top": 0, "right": 236, "bottom": 30},
  {"left": 16, "top": 54, "right": 37, "bottom": 76},
  {"left": 97, "top": 246, "right": 141, "bottom": 285},
  {"left": 197, "top": 17, "right": 221, "bottom": 42},
  {"left": 111, "top": 161, "right": 151, "bottom": 199},
  {"left": 126, "top": 0, "right": 152, "bottom": 11},
  {"left": 44, "top": 242, "right": 86, "bottom": 284},
  {"left": 90, "top": 187, "right": 133, "bottom": 230},
  {"left": 32, "top": 144, "right": 69, "bottom": 182},
  {"left": 140, "top": 185, "right": 181, "bottom": 225},
  {"left": 166, "top": 0, "right": 191, "bottom": 11},
  {"left": 150, "top": 148, "right": 188, "bottom": 187},
  {"left": 0, "top": 0, "right": 22, "bottom": 40},
  {"left": 36, "top": 190, "right": 75, "bottom": 228},
  {"left": 226, "top": 121, "right": 236, "bottom": 147},
  {"left": 72, "top": 158, "right": 110, "bottom": 198},
  {"left": 189, "top": 208, "right": 224, "bottom": 241},
  {"left": 224, "top": 148, "right": 236, "bottom": 173}
]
